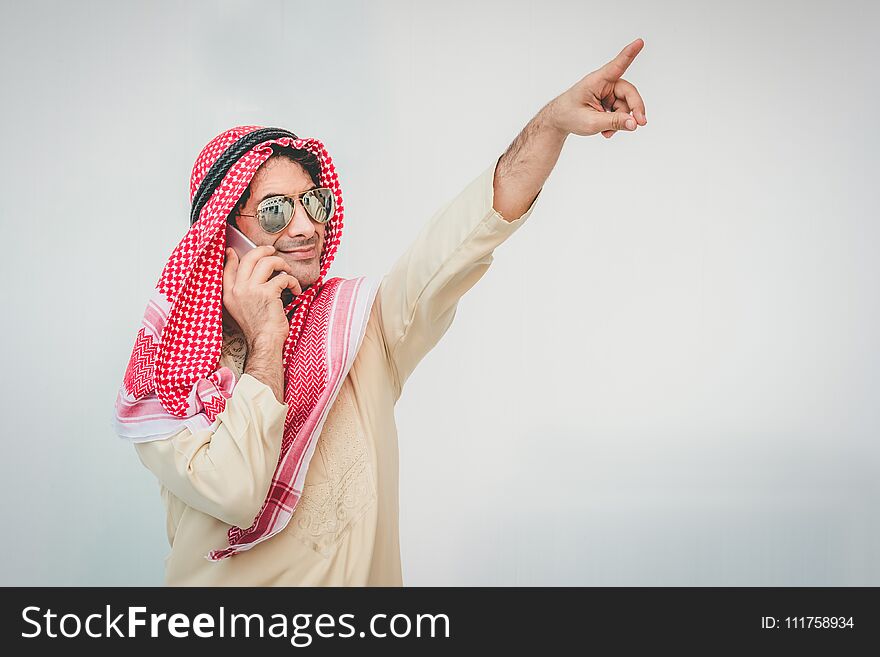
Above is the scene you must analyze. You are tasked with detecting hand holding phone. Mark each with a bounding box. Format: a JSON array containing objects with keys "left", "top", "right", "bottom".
[
  {"left": 226, "top": 223, "right": 288, "bottom": 283},
  {"left": 225, "top": 222, "right": 300, "bottom": 312},
  {"left": 222, "top": 237, "right": 302, "bottom": 346}
]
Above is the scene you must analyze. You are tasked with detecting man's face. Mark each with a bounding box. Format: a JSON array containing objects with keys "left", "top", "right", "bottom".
[{"left": 234, "top": 157, "right": 326, "bottom": 288}]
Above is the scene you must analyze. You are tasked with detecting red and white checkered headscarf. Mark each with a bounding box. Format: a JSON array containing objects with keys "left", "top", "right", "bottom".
[{"left": 114, "top": 126, "right": 378, "bottom": 561}]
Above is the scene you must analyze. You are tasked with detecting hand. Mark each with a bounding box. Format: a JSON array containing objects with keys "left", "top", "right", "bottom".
[
  {"left": 222, "top": 245, "right": 302, "bottom": 349},
  {"left": 547, "top": 38, "right": 648, "bottom": 139}
]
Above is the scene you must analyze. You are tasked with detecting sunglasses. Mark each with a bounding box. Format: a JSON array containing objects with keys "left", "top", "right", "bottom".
[{"left": 238, "top": 187, "right": 335, "bottom": 234}]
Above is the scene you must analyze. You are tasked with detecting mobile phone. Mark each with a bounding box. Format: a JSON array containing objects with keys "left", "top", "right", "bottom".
[
  {"left": 226, "top": 223, "right": 258, "bottom": 259},
  {"left": 225, "top": 223, "right": 286, "bottom": 287}
]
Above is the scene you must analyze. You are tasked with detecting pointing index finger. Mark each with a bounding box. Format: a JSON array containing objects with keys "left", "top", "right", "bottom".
[{"left": 601, "top": 38, "right": 644, "bottom": 81}]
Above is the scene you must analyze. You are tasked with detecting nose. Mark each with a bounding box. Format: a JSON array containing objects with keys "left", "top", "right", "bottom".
[{"left": 284, "top": 198, "right": 317, "bottom": 242}]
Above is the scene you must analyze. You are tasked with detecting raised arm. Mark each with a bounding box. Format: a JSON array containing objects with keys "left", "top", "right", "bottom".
[
  {"left": 378, "top": 38, "right": 648, "bottom": 396},
  {"left": 493, "top": 37, "right": 648, "bottom": 221},
  {"left": 377, "top": 160, "right": 540, "bottom": 397}
]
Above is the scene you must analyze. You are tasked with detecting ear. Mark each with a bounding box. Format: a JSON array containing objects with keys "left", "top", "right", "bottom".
[{"left": 227, "top": 195, "right": 248, "bottom": 229}]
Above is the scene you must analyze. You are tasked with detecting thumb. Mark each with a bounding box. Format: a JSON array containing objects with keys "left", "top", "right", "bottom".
[{"left": 598, "top": 111, "right": 637, "bottom": 134}]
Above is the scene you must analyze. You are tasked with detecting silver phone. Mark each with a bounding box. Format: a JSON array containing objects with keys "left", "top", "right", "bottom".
[
  {"left": 225, "top": 223, "right": 258, "bottom": 259},
  {"left": 225, "top": 223, "right": 288, "bottom": 291}
]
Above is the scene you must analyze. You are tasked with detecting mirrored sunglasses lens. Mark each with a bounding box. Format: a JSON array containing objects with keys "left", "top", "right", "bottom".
[
  {"left": 258, "top": 197, "right": 293, "bottom": 233},
  {"left": 303, "top": 188, "right": 334, "bottom": 224}
]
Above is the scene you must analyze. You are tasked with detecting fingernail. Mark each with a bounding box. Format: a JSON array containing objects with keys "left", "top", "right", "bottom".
[{"left": 626, "top": 118, "right": 636, "bottom": 130}]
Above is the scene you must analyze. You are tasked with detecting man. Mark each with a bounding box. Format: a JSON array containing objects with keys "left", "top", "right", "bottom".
[{"left": 114, "top": 39, "right": 648, "bottom": 585}]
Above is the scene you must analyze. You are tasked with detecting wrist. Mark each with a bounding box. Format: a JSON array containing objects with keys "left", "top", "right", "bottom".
[
  {"left": 539, "top": 98, "right": 570, "bottom": 139},
  {"left": 246, "top": 334, "right": 285, "bottom": 357},
  {"left": 243, "top": 337, "right": 285, "bottom": 404}
]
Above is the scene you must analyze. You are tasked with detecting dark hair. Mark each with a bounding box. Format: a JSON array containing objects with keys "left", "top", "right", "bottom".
[{"left": 227, "top": 145, "right": 322, "bottom": 226}]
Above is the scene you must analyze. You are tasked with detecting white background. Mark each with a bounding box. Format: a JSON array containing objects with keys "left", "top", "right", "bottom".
[{"left": 0, "top": 0, "right": 877, "bottom": 585}]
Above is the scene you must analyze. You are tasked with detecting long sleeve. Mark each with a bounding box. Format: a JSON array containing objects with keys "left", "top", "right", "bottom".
[
  {"left": 378, "top": 158, "right": 541, "bottom": 397},
  {"left": 133, "top": 373, "right": 287, "bottom": 528}
]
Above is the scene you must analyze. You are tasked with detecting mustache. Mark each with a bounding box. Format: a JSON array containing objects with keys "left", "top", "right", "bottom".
[{"left": 276, "top": 237, "right": 320, "bottom": 251}]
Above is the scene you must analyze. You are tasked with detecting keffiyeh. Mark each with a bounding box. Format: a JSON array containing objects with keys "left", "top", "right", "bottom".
[{"left": 113, "top": 126, "right": 377, "bottom": 561}]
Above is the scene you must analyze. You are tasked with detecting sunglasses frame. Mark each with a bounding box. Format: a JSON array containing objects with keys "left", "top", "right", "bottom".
[{"left": 237, "top": 187, "right": 335, "bottom": 234}]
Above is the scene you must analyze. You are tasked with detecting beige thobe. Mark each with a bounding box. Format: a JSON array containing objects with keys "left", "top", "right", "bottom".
[{"left": 134, "top": 160, "right": 540, "bottom": 585}]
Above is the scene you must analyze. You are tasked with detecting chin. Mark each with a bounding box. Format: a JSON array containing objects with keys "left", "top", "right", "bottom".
[
  {"left": 292, "top": 266, "right": 320, "bottom": 288},
  {"left": 278, "top": 249, "right": 323, "bottom": 286}
]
